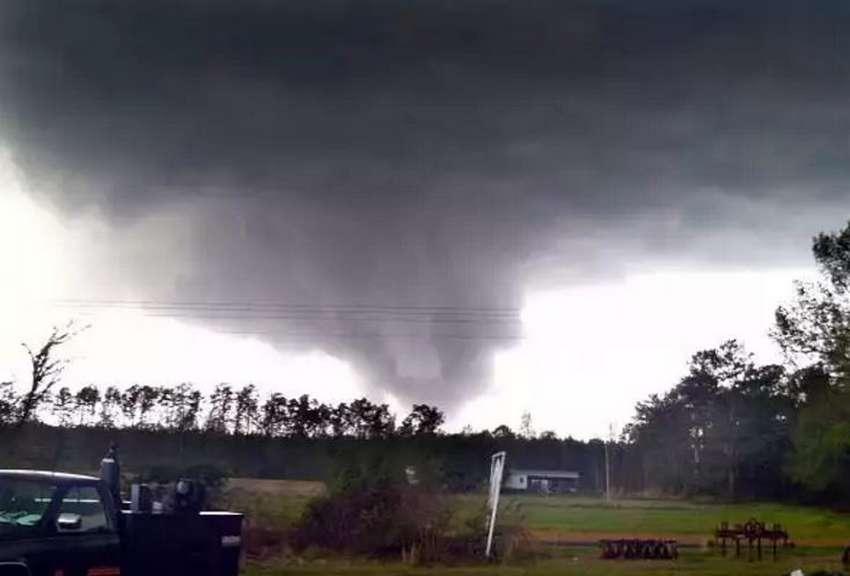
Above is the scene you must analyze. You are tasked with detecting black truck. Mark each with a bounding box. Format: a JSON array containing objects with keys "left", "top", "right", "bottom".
[{"left": 0, "top": 449, "right": 243, "bottom": 576}]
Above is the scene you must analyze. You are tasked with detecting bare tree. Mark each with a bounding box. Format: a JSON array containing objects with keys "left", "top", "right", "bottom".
[
  {"left": 0, "top": 381, "right": 19, "bottom": 426},
  {"left": 120, "top": 385, "right": 141, "bottom": 426},
  {"left": 519, "top": 411, "right": 535, "bottom": 439},
  {"left": 399, "top": 404, "right": 445, "bottom": 436},
  {"left": 99, "top": 386, "right": 122, "bottom": 428},
  {"left": 16, "top": 324, "right": 80, "bottom": 426},
  {"left": 74, "top": 385, "right": 101, "bottom": 426},
  {"left": 51, "top": 387, "right": 75, "bottom": 427},
  {"left": 136, "top": 385, "right": 160, "bottom": 429},
  {"left": 206, "top": 383, "right": 235, "bottom": 434},
  {"left": 260, "top": 393, "right": 290, "bottom": 437},
  {"left": 233, "top": 384, "right": 259, "bottom": 436}
]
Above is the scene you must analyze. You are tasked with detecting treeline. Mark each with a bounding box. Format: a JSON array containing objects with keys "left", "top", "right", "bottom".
[
  {"left": 0, "top": 333, "right": 609, "bottom": 491},
  {"left": 0, "top": 381, "right": 445, "bottom": 439},
  {"left": 5, "top": 221, "right": 850, "bottom": 503},
  {"left": 621, "top": 340, "right": 797, "bottom": 498},
  {"left": 622, "top": 221, "right": 850, "bottom": 503},
  {"left": 0, "top": 423, "right": 609, "bottom": 494},
  {"left": 0, "top": 378, "right": 610, "bottom": 493}
]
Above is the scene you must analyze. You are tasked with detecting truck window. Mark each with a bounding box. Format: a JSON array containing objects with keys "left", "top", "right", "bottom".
[
  {"left": 58, "top": 486, "right": 111, "bottom": 533},
  {"left": 0, "top": 479, "right": 56, "bottom": 537}
]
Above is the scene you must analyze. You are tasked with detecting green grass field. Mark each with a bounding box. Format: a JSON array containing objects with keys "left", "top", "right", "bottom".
[
  {"left": 246, "top": 547, "right": 849, "bottom": 576},
  {"left": 229, "top": 481, "right": 850, "bottom": 575},
  {"left": 497, "top": 495, "right": 850, "bottom": 546}
]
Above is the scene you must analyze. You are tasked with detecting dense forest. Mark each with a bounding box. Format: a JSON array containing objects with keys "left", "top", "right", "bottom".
[
  {"left": 3, "top": 222, "right": 850, "bottom": 504},
  {"left": 623, "top": 221, "right": 850, "bottom": 503}
]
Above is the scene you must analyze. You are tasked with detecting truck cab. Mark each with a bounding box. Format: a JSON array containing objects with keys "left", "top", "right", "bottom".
[
  {"left": 0, "top": 449, "right": 242, "bottom": 576},
  {"left": 0, "top": 470, "right": 120, "bottom": 576}
]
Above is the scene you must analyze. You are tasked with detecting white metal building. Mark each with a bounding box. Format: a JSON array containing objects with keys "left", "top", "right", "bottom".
[{"left": 504, "top": 469, "right": 580, "bottom": 494}]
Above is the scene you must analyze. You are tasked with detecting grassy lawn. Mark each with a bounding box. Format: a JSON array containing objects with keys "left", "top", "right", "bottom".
[
  {"left": 220, "top": 478, "right": 325, "bottom": 530},
  {"left": 495, "top": 495, "right": 850, "bottom": 546},
  {"left": 245, "top": 546, "right": 849, "bottom": 576},
  {"left": 224, "top": 480, "right": 850, "bottom": 574}
]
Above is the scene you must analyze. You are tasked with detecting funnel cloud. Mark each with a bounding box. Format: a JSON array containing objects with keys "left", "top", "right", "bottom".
[{"left": 1, "top": 1, "right": 850, "bottom": 409}]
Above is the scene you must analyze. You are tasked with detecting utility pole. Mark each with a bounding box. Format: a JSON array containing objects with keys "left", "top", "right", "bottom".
[
  {"left": 604, "top": 423, "right": 614, "bottom": 503},
  {"left": 604, "top": 436, "right": 610, "bottom": 503}
]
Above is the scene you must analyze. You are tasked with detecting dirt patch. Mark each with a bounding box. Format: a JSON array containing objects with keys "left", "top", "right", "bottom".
[
  {"left": 228, "top": 477, "right": 326, "bottom": 498},
  {"left": 791, "top": 537, "right": 850, "bottom": 548},
  {"left": 530, "top": 530, "right": 705, "bottom": 546},
  {"left": 530, "top": 530, "right": 848, "bottom": 549}
]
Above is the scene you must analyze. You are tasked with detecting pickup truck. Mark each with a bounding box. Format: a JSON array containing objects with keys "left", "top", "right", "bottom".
[{"left": 0, "top": 449, "right": 243, "bottom": 576}]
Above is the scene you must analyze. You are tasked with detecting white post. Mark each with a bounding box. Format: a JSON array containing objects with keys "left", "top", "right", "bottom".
[
  {"left": 605, "top": 423, "right": 615, "bottom": 503},
  {"left": 604, "top": 439, "right": 610, "bottom": 503},
  {"left": 486, "top": 451, "right": 506, "bottom": 558}
]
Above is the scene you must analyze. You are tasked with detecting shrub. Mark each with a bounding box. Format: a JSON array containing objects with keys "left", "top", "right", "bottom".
[
  {"left": 291, "top": 456, "right": 453, "bottom": 561},
  {"left": 292, "top": 481, "right": 448, "bottom": 556},
  {"left": 291, "top": 452, "right": 536, "bottom": 564},
  {"left": 469, "top": 500, "right": 536, "bottom": 562}
]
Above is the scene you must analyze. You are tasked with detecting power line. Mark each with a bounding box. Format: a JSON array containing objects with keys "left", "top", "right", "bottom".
[
  {"left": 44, "top": 185, "right": 425, "bottom": 203},
  {"left": 43, "top": 298, "right": 524, "bottom": 342},
  {"left": 48, "top": 299, "right": 519, "bottom": 315},
  {"left": 47, "top": 300, "right": 521, "bottom": 323},
  {"left": 220, "top": 331, "right": 523, "bottom": 342},
  {"left": 54, "top": 311, "right": 519, "bottom": 325}
]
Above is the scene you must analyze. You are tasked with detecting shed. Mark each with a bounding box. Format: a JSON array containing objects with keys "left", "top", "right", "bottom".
[{"left": 504, "top": 469, "right": 579, "bottom": 494}]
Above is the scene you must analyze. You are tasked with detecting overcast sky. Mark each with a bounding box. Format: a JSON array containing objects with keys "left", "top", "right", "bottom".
[{"left": 0, "top": 1, "right": 847, "bottom": 438}]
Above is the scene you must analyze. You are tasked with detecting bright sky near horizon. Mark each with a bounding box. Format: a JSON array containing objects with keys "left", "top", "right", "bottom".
[
  {"left": 5, "top": 1, "right": 850, "bottom": 440},
  {"left": 0, "top": 153, "right": 813, "bottom": 438}
]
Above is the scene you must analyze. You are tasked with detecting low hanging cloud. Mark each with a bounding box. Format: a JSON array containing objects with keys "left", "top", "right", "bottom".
[{"left": 1, "top": 0, "right": 849, "bottom": 408}]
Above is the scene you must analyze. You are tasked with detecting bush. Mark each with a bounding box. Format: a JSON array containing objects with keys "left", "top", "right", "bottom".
[
  {"left": 293, "top": 481, "right": 450, "bottom": 557},
  {"left": 291, "top": 455, "right": 454, "bottom": 561},
  {"left": 492, "top": 501, "right": 537, "bottom": 562},
  {"left": 242, "top": 524, "right": 289, "bottom": 560},
  {"left": 291, "top": 449, "right": 538, "bottom": 564}
]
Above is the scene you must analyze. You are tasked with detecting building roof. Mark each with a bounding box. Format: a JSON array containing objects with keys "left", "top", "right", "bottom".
[
  {"left": 509, "top": 469, "right": 580, "bottom": 479},
  {"left": 0, "top": 470, "right": 100, "bottom": 485}
]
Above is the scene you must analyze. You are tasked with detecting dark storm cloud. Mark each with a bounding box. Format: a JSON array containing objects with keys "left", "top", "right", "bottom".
[{"left": 1, "top": 0, "right": 850, "bottom": 406}]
